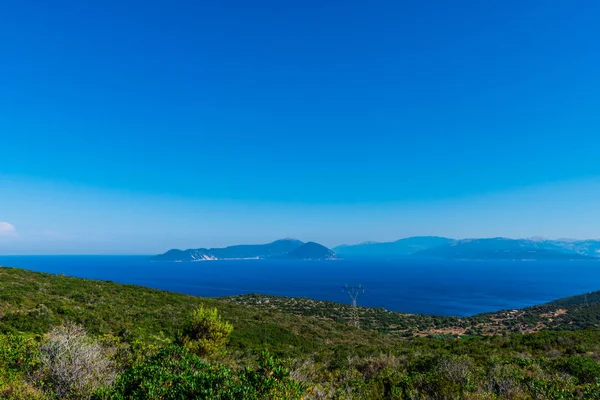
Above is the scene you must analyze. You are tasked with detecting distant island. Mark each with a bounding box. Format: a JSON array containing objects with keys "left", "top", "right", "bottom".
[
  {"left": 411, "top": 238, "right": 596, "bottom": 260},
  {"left": 335, "top": 237, "right": 600, "bottom": 260},
  {"left": 152, "top": 239, "right": 337, "bottom": 261}
]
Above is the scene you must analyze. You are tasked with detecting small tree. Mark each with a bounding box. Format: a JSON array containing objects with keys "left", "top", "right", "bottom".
[{"left": 180, "top": 306, "right": 233, "bottom": 357}]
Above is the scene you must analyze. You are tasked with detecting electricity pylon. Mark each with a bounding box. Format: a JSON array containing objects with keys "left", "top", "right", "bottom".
[{"left": 343, "top": 284, "right": 364, "bottom": 328}]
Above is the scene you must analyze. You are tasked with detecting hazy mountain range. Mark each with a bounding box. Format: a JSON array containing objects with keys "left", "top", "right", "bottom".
[
  {"left": 153, "top": 236, "right": 600, "bottom": 262},
  {"left": 333, "top": 236, "right": 454, "bottom": 257},
  {"left": 334, "top": 237, "right": 600, "bottom": 260}
]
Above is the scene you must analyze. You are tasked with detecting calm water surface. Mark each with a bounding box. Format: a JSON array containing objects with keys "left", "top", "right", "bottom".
[{"left": 0, "top": 255, "right": 598, "bottom": 316}]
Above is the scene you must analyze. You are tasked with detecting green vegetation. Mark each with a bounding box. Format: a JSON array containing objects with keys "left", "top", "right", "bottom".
[
  {"left": 180, "top": 305, "right": 234, "bottom": 357},
  {"left": 97, "top": 347, "right": 305, "bottom": 400},
  {"left": 1, "top": 266, "right": 600, "bottom": 399},
  {"left": 226, "top": 291, "right": 600, "bottom": 336}
]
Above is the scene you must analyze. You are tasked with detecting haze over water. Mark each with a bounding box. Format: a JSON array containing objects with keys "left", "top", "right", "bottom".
[{"left": 1, "top": 256, "right": 598, "bottom": 316}]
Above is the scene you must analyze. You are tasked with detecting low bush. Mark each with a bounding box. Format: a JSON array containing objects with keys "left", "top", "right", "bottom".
[
  {"left": 0, "top": 333, "right": 45, "bottom": 400},
  {"left": 37, "top": 324, "right": 117, "bottom": 399}
]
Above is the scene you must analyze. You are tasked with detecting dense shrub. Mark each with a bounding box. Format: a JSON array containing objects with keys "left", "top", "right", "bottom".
[
  {"left": 0, "top": 334, "right": 45, "bottom": 400},
  {"left": 555, "top": 356, "right": 600, "bottom": 384},
  {"left": 97, "top": 346, "right": 305, "bottom": 400},
  {"left": 0, "top": 305, "right": 56, "bottom": 335},
  {"left": 0, "top": 333, "right": 39, "bottom": 370},
  {"left": 180, "top": 305, "right": 233, "bottom": 357}
]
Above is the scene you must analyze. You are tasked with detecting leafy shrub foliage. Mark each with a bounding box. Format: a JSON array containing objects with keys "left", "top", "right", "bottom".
[
  {"left": 0, "top": 333, "right": 44, "bottom": 400},
  {"left": 0, "top": 333, "right": 39, "bottom": 371},
  {"left": 96, "top": 346, "right": 305, "bottom": 400},
  {"left": 180, "top": 305, "right": 233, "bottom": 357},
  {"left": 555, "top": 356, "right": 600, "bottom": 384}
]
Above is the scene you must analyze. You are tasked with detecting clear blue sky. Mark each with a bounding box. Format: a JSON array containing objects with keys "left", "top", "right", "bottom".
[{"left": 1, "top": 1, "right": 599, "bottom": 254}]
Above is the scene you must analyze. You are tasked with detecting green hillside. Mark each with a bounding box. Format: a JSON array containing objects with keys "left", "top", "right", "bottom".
[
  {"left": 0, "top": 266, "right": 394, "bottom": 358},
  {"left": 2, "top": 266, "right": 600, "bottom": 399},
  {"left": 226, "top": 290, "right": 600, "bottom": 336}
]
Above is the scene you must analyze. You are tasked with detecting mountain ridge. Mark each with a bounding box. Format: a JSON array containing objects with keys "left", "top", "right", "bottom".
[
  {"left": 334, "top": 236, "right": 454, "bottom": 257},
  {"left": 152, "top": 239, "right": 337, "bottom": 261},
  {"left": 335, "top": 236, "right": 600, "bottom": 260},
  {"left": 412, "top": 238, "right": 596, "bottom": 260}
]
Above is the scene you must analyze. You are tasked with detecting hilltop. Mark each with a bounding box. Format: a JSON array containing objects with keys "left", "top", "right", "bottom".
[
  {"left": 0, "top": 266, "right": 385, "bottom": 357},
  {"left": 281, "top": 242, "right": 337, "bottom": 260}
]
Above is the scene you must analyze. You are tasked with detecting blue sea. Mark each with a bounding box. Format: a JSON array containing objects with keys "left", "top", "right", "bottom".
[{"left": 0, "top": 256, "right": 598, "bottom": 316}]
